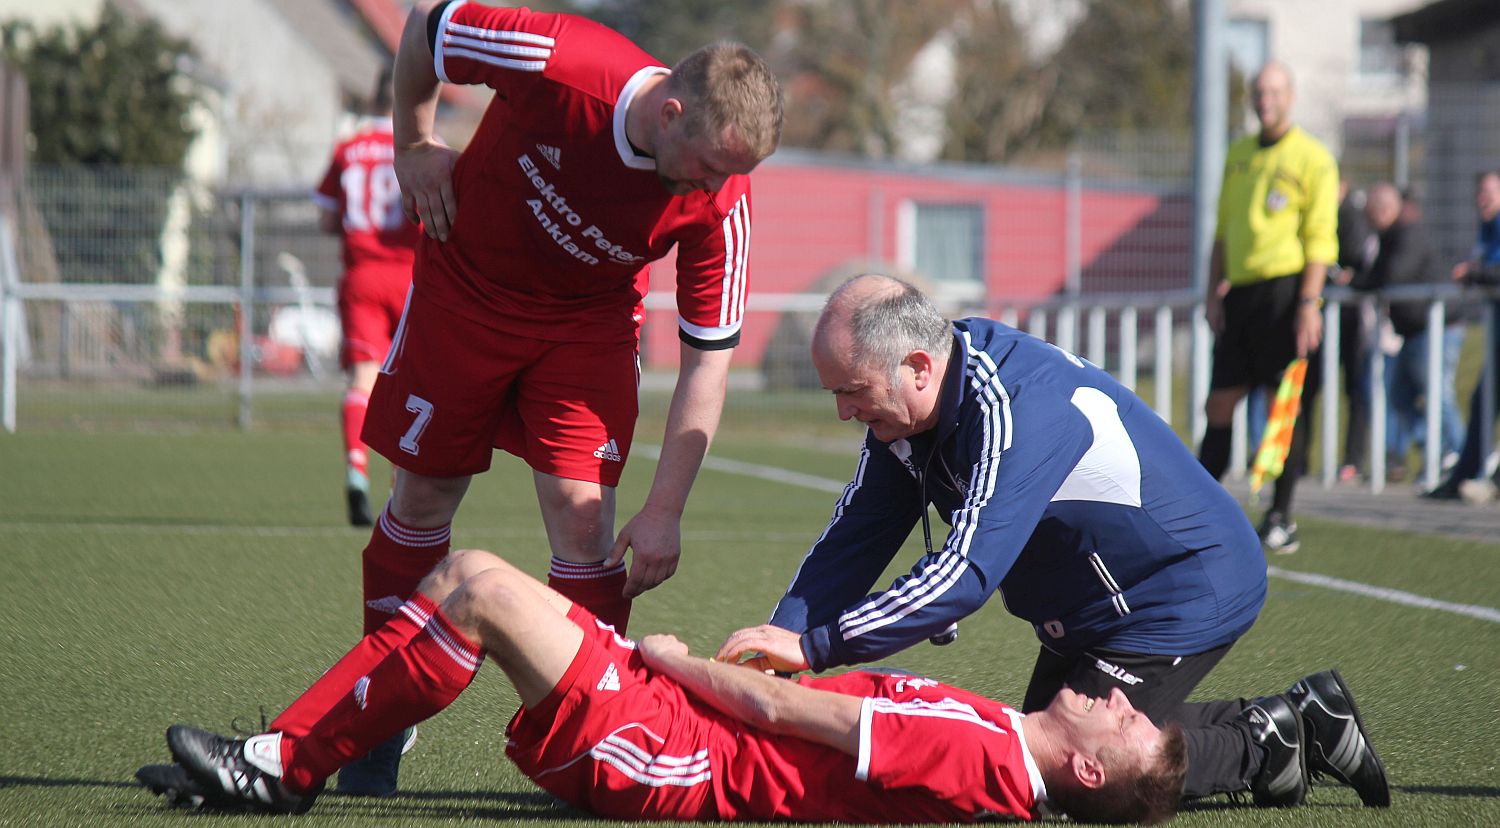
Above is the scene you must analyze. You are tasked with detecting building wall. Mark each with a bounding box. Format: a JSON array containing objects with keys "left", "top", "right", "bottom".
[
  {"left": 0, "top": 0, "right": 355, "bottom": 188},
  {"left": 1227, "top": 0, "right": 1429, "bottom": 151},
  {"left": 0, "top": 0, "right": 100, "bottom": 30},
  {"left": 130, "top": 0, "right": 347, "bottom": 187},
  {"left": 642, "top": 154, "right": 1181, "bottom": 368}
]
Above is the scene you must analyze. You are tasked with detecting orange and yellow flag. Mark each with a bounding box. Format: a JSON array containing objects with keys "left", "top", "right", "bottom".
[{"left": 1249, "top": 358, "right": 1309, "bottom": 500}]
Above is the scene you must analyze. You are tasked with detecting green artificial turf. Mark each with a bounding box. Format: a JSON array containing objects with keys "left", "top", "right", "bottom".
[{"left": 1, "top": 390, "right": 1497, "bottom": 826}]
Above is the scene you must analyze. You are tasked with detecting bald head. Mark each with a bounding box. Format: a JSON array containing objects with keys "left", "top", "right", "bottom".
[
  {"left": 1250, "top": 61, "right": 1295, "bottom": 140},
  {"left": 814, "top": 274, "right": 908, "bottom": 352},
  {"left": 813, "top": 275, "right": 949, "bottom": 378},
  {"left": 1365, "top": 181, "right": 1402, "bottom": 231},
  {"left": 811, "top": 274, "right": 952, "bottom": 441}
]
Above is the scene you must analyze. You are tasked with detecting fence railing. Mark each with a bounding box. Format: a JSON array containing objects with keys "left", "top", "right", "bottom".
[{"left": 6, "top": 249, "right": 1496, "bottom": 495}]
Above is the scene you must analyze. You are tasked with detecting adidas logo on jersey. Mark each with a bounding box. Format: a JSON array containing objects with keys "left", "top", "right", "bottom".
[
  {"left": 354, "top": 676, "right": 371, "bottom": 710},
  {"left": 365, "top": 595, "right": 405, "bottom": 615},
  {"left": 593, "top": 438, "right": 622, "bottom": 462},
  {"left": 597, "top": 662, "right": 621, "bottom": 692},
  {"left": 536, "top": 143, "right": 562, "bottom": 169}
]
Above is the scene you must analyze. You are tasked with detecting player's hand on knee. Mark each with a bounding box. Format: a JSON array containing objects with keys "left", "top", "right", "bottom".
[
  {"left": 607, "top": 508, "right": 682, "bottom": 598},
  {"left": 716, "top": 625, "right": 809, "bottom": 674},
  {"left": 394, "top": 140, "right": 459, "bottom": 241}
]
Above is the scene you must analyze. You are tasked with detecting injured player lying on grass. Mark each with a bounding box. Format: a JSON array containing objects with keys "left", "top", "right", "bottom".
[{"left": 137, "top": 548, "right": 1187, "bottom": 824}]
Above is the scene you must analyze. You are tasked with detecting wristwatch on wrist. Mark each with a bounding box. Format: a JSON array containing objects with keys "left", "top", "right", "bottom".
[{"left": 1299, "top": 296, "right": 1323, "bottom": 309}]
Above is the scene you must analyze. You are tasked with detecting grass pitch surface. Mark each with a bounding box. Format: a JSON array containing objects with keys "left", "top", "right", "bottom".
[{"left": 1, "top": 390, "right": 1497, "bottom": 826}]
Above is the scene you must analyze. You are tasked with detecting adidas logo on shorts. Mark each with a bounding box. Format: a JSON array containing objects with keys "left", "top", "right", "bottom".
[
  {"left": 593, "top": 438, "right": 622, "bottom": 462},
  {"left": 597, "top": 662, "right": 621, "bottom": 692}
]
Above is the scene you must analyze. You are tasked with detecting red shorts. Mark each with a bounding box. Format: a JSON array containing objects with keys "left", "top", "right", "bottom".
[
  {"left": 505, "top": 606, "right": 717, "bottom": 821},
  {"left": 362, "top": 289, "right": 639, "bottom": 483},
  {"left": 337, "top": 262, "right": 413, "bottom": 370}
]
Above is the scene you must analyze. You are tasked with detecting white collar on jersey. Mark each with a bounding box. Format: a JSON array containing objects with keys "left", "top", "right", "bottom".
[
  {"left": 613, "top": 65, "right": 670, "bottom": 170},
  {"left": 1008, "top": 709, "right": 1055, "bottom": 816}
]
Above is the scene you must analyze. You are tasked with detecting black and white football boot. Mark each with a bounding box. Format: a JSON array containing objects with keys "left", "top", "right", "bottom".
[
  {"left": 1240, "top": 694, "right": 1308, "bottom": 807},
  {"left": 1286, "top": 669, "right": 1391, "bottom": 807},
  {"left": 166, "top": 725, "right": 319, "bottom": 815}
]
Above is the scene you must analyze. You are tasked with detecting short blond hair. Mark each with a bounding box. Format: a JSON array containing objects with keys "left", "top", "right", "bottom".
[{"left": 669, "top": 42, "right": 784, "bottom": 162}]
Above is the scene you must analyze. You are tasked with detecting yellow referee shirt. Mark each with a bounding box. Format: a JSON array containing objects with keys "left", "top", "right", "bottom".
[{"left": 1216, "top": 126, "right": 1339, "bottom": 286}]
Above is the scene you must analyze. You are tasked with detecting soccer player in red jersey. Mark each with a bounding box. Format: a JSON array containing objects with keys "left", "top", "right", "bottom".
[
  {"left": 316, "top": 1, "right": 782, "bottom": 793},
  {"left": 313, "top": 67, "right": 419, "bottom": 527},
  {"left": 142, "top": 548, "right": 1187, "bottom": 825}
]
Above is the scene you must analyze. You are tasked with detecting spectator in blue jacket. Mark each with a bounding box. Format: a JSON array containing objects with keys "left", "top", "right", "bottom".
[
  {"left": 718, "top": 275, "right": 1388, "bottom": 810},
  {"left": 1427, "top": 170, "right": 1500, "bottom": 502}
]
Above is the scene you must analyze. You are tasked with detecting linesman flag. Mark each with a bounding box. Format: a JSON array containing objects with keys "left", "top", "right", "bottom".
[{"left": 1249, "top": 358, "right": 1308, "bottom": 501}]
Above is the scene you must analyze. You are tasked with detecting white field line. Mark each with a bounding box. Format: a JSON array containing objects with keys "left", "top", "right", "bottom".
[
  {"left": 1265, "top": 566, "right": 1500, "bottom": 624},
  {"left": 7, "top": 447, "right": 1497, "bottom": 624}
]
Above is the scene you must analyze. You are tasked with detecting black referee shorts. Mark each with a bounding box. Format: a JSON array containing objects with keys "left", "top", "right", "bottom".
[{"left": 1211, "top": 274, "right": 1302, "bottom": 391}]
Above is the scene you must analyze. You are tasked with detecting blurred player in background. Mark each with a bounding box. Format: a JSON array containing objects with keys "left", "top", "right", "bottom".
[{"left": 313, "top": 66, "right": 419, "bottom": 527}]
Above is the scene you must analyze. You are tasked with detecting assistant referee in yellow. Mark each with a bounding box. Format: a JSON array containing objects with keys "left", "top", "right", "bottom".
[{"left": 1199, "top": 61, "right": 1338, "bottom": 554}]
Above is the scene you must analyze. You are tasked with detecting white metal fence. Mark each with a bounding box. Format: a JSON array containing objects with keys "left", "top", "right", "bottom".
[{"left": 2, "top": 154, "right": 1498, "bottom": 494}]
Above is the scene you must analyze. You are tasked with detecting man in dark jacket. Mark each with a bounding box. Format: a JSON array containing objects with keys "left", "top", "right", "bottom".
[
  {"left": 1365, "top": 182, "right": 1463, "bottom": 478},
  {"left": 1331, "top": 177, "right": 1378, "bottom": 480},
  {"left": 718, "top": 274, "right": 1390, "bottom": 810}
]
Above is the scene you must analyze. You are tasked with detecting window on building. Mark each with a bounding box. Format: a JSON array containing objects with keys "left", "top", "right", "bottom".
[
  {"left": 1225, "top": 17, "right": 1268, "bottom": 80},
  {"left": 1359, "top": 18, "right": 1403, "bottom": 78},
  {"left": 899, "top": 202, "right": 985, "bottom": 301}
]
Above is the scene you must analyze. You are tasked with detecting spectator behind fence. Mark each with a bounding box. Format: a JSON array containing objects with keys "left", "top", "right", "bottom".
[
  {"left": 1331, "top": 177, "right": 1378, "bottom": 482},
  {"left": 1363, "top": 183, "right": 1463, "bottom": 482},
  {"left": 313, "top": 66, "right": 419, "bottom": 528},
  {"left": 1428, "top": 170, "right": 1500, "bottom": 503},
  {"left": 1198, "top": 61, "right": 1338, "bottom": 554}
]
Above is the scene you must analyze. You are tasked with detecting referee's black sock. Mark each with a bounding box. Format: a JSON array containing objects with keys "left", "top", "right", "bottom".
[{"left": 1199, "top": 425, "right": 1233, "bottom": 480}]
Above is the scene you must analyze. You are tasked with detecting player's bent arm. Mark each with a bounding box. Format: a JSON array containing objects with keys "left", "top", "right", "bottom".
[
  {"left": 393, "top": 1, "right": 459, "bottom": 237},
  {"left": 394, "top": 3, "right": 444, "bottom": 149},
  {"left": 639, "top": 634, "right": 860, "bottom": 756}
]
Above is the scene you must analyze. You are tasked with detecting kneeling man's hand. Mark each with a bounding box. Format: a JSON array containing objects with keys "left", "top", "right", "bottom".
[{"left": 716, "top": 625, "right": 810, "bottom": 674}]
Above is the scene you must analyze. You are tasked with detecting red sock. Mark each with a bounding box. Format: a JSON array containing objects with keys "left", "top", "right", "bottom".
[
  {"left": 269, "top": 593, "right": 438, "bottom": 738},
  {"left": 342, "top": 390, "right": 371, "bottom": 479},
  {"left": 280, "top": 609, "right": 483, "bottom": 794},
  {"left": 363, "top": 504, "right": 450, "bottom": 634},
  {"left": 546, "top": 557, "right": 631, "bottom": 633}
]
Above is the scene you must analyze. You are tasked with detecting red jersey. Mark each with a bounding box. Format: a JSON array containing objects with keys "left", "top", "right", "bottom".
[
  {"left": 423, "top": 1, "right": 751, "bottom": 348},
  {"left": 725, "top": 671, "right": 1049, "bottom": 822},
  {"left": 314, "top": 118, "right": 420, "bottom": 272},
  {"left": 507, "top": 610, "right": 1048, "bottom": 823}
]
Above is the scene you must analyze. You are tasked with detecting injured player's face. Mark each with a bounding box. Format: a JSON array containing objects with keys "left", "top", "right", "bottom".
[{"left": 1048, "top": 687, "right": 1165, "bottom": 770}]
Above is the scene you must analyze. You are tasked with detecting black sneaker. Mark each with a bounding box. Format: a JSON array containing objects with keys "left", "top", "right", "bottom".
[
  {"left": 347, "top": 487, "right": 374, "bottom": 527},
  {"left": 1240, "top": 695, "right": 1308, "bottom": 807},
  {"left": 1258, "top": 512, "right": 1300, "bottom": 555},
  {"left": 1286, "top": 670, "right": 1391, "bottom": 807},
  {"left": 136, "top": 762, "right": 221, "bottom": 810},
  {"left": 1421, "top": 480, "right": 1461, "bottom": 500},
  {"left": 166, "top": 725, "right": 318, "bottom": 814},
  {"left": 336, "top": 726, "right": 415, "bottom": 797}
]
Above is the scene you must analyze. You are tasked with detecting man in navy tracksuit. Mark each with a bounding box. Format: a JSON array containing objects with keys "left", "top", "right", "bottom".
[{"left": 717, "top": 275, "right": 1388, "bottom": 808}]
